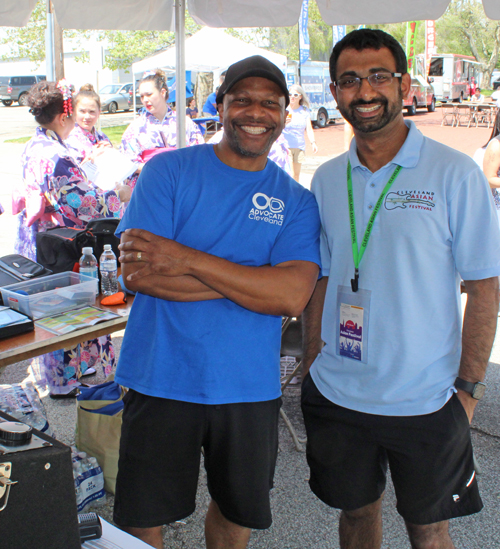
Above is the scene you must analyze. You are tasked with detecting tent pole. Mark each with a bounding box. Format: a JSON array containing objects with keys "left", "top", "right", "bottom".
[
  {"left": 45, "top": 0, "right": 56, "bottom": 81},
  {"left": 175, "top": 0, "right": 186, "bottom": 148}
]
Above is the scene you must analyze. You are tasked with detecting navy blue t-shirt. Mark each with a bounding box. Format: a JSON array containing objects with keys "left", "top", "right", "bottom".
[{"left": 115, "top": 144, "right": 321, "bottom": 404}]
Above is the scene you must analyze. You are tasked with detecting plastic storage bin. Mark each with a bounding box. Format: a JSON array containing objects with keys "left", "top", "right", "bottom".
[{"left": 1, "top": 272, "right": 98, "bottom": 320}]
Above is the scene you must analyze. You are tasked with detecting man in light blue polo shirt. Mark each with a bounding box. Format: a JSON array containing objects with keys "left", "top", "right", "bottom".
[{"left": 301, "top": 29, "right": 500, "bottom": 549}]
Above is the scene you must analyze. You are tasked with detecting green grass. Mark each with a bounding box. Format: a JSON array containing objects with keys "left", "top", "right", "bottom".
[
  {"left": 5, "top": 135, "right": 31, "bottom": 144},
  {"left": 102, "top": 125, "right": 128, "bottom": 147},
  {"left": 4, "top": 124, "right": 129, "bottom": 146}
]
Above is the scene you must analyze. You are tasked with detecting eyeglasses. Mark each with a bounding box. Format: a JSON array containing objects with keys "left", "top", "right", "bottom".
[
  {"left": 335, "top": 72, "right": 402, "bottom": 91},
  {"left": 290, "top": 93, "right": 301, "bottom": 97}
]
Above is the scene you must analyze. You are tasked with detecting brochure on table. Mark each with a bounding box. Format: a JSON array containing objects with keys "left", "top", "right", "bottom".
[
  {"left": 35, "top": 306, "right": 120, "bottom": 335},
  {"left": 82, "top": 148, "right": 138, "bottom": 191},
  {"left": 82, "top": 518, "right": 151, "bottom": 548}
]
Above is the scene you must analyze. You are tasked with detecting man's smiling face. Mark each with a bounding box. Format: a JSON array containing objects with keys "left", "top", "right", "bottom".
[
  {"left": 331, "top": 46, "right": 410, "bottom": 135},
  {"left": 219, "top": 76, "right": 286, "bottom": 159}
]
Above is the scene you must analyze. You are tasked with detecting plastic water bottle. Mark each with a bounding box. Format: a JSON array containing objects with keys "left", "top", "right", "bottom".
[
  {"left": 79, "top": 247, "right": 98, "bottom": 295},
  {"left": 99, "top": 244, "right": 118, "bottom": 296}
]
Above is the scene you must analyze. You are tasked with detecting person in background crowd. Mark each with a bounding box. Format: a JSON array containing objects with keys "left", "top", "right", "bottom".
[
  {"left": 468, "top": 76, "right": 477, "bottom": 99},
  {"left": 490, "top": 87, "right": 500, "bottom": 108},
  {"left": 186, "top": 97, "right": 198, "bottom": 119},
  {"left": 471, "top": 87, "right": 485, "bottom": 103},
  {"left": 14, "top": 80, "right": 130, "bottom": 397},
  {"left": 120, "top": 69, "right": 204, "bottom": 191},
  {"left": 112, "top": 55, "right": 321, "bottom": 549},
  {"left": 202, "top": 71, "right": 226, "bottom": 117},
  {"left": 302, "top": 28, "right": 500, "bottom": 549},
  {"left": 65, "top": 83, "right": 118, "bottom": 379},
  {"left": 282, "top": 84, "right": 318, "bottom": 182},
  {"left": 66, "top": 83, "right": 112, "bottom": 164}
]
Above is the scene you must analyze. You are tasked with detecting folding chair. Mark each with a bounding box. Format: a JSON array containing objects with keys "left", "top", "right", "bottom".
[{"left": 280, "top": 316, "right": 306, "bottom": 452}]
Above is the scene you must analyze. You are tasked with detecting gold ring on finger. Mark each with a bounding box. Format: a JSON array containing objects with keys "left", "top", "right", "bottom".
[{"left": 137, "top": 251, "right": 142, "bottom": 261}]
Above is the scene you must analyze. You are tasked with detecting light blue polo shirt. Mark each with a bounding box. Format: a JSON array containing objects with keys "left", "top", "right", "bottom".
[{"left": 310, "top": 120, "right": 500, "bottom": 416}]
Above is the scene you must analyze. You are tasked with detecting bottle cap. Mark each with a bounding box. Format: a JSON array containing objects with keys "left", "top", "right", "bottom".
[
  {"left": 103, "top": 244, "right": 112, "bottom": 251},
  {"left": 82, "top": 247, "right": 93, "bottom": 254}
]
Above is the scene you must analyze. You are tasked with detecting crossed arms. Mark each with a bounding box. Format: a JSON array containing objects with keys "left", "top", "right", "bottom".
[{"left": 119, "top": 228, "right": 320, "bottom": 318}]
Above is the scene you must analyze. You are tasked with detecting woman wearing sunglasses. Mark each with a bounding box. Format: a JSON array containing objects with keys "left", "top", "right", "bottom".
[{"left": 282, "top": 84, "right": 318, "bottom": 182}]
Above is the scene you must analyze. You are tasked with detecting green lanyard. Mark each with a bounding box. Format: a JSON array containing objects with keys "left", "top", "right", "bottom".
[{"left": 347, "top": 160, "right": 402, "bottom": 292}]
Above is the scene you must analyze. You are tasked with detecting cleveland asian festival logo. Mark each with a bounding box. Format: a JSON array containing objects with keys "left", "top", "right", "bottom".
[
  {"left": 339, "top": 319, "right": 362, "bottom": 361},
  {"left": 384, "top": 190, "right": 436, "bottom": 212}
]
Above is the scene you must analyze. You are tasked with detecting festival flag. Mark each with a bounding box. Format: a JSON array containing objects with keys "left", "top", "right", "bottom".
[
  {"left": 299, "top": 0, "right": 310, "bottom": 65},
  {"left": 332, "top": 25, "right": 346, "bottom": 48},
  {"left": 425, "top": 21, "right": 437, "bottom": 76},
  {"left": 406, "top": 21, "right": 420, "bottom": 73}
]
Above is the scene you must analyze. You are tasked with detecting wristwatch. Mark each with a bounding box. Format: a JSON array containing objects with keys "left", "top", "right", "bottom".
[{"left": 454, "top": 377, "right": 486, "bottom": 400}]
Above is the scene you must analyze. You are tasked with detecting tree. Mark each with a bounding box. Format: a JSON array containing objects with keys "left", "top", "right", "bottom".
[
  {"left": 96, "top": 17, "right": 201, "bottom": 71},
  {"left": 436, "top": 0, "right": 500, "bottom": 87},
  {"left": 1, "top": 1, "right": 48, "bottom": 64}
]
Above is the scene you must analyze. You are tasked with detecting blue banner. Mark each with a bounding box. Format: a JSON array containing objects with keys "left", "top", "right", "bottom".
[
  {"left": 332, "top": 25, "right": 346, "bottom": 48},
  {"left": 299, "top": 0, "right": 310, "bottom": 65}
]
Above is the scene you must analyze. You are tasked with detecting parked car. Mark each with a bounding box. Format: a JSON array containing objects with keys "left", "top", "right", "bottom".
[
  {"left": 493, "top": 78, "right": 500, "bottom": 91},
  {"left": 0, "top": 75, "right": 46, "bottom": 106},
  {"left": 99, "top": 83, "right": 133, "bottom": 113}
]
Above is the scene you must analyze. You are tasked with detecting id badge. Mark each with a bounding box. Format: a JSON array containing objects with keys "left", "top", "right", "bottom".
[{"left": 336, "top": 285, "right": 371, "bottom": 364}]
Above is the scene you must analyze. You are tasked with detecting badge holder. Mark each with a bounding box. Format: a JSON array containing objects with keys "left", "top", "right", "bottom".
[{"left": 336, "top": 285, "right": 371, "bottom": 364}]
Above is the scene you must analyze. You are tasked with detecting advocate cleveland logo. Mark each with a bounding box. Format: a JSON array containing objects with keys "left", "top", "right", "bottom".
[
  {"left": 249, "top": 193, "right": 285, "bottom": 226},
  {"left": 384, "top": 190, "right": 436, "bottom": 212}
]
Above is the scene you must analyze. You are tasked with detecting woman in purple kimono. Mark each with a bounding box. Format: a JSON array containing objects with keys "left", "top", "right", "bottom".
[
  {"left": 66, "top": 84, "right": 112, "bottom": 165},
  {"left": 121, "top": 69, "right": 204, "bottom": 190},
  {"left": 14, "top": 80, "right": 130, "bottom": 397}
]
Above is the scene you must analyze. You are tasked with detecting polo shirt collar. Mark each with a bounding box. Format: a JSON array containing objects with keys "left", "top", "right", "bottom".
[{"left": 348, "top": 120, "right": 423, "bottom": 172}]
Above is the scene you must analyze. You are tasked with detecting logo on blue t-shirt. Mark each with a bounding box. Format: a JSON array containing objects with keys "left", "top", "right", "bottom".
[{"left": 248, "top": 192, "right": 285, "bottom": 225}]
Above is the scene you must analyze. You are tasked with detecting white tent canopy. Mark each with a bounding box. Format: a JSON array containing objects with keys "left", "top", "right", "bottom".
[
  {"left": 132, "top": 27, "right": 287, "bottom": 75},
  {"left": 3, "top": 0, "right": 500, "bottom": 29}
]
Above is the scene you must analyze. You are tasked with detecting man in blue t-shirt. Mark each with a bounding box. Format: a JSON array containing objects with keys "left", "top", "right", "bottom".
[
  {"left": 302, "top": 29, "right": 500, "bottom": 549},
  {"left": 113, "top": 56, "right": 321, "bottom": 549}
]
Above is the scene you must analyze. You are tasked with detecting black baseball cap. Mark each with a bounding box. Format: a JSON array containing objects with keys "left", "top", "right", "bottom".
[{"left": 216, "top": 55, "right": 289, "bottom": 107}]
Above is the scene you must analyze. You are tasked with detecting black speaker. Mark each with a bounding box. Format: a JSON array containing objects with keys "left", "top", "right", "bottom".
[{"left": 0, "top": 410, "right": 81, "bottom": 549}]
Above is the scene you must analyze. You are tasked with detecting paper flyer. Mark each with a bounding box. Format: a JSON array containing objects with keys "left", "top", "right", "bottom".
[{"left": 35, "top": 306, "right": 120, "bottom": 335}]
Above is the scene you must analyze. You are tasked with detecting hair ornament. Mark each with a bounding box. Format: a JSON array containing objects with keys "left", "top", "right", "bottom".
[{"left": 56, "top": 78, "right": 73, "bottom": 118}]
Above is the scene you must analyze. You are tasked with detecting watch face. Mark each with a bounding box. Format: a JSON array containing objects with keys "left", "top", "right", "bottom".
[{"left": 472, "top": 383, "right": 486, "bottom": 400}]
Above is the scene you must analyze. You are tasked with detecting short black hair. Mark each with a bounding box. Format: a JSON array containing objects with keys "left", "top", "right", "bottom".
[{"left": 329, "top": 28, "right": 407, "bottom": 83}]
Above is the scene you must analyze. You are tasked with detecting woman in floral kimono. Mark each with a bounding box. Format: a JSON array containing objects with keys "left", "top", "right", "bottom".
[
  {"left": 64, "top": 84, "right": 120, "bottom": 381},
  {"left": 14, "top": 80, "right": 131, "bottom": 397},
  {"left": 66, "top": 84, "right": 112, "bottom": 164},
  {"left": 121, "top": 69, "right": 204, "bottom": 190}
]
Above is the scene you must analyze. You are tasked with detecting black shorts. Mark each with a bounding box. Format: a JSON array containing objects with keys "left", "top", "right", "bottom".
[
  {"left": 301, "top": 374, "right": 483, "bottom": 525},
  {"left": 113, "top": 390, "right": 281, "bottom": 530}
]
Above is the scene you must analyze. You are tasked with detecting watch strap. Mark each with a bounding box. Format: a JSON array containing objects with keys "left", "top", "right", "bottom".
[
  {"left": 454, "top": 377, "right": 476, "bottom": 394},
  {"left": 454, "top": 377, "right": 486, "bottom": 400}
]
